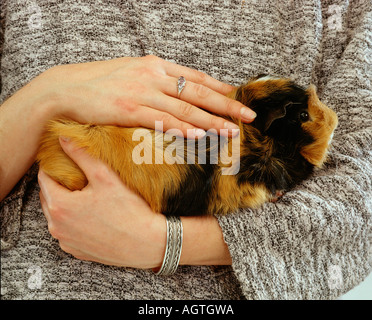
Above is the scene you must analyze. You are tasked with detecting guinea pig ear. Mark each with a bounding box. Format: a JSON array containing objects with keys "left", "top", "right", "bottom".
[{"left": 257, "top": 102, "right": 289, "bottom": 132}]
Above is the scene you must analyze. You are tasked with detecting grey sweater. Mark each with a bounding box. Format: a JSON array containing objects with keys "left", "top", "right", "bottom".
[{"left": 1, "top": 0, "right": 371, "bottom": 300}]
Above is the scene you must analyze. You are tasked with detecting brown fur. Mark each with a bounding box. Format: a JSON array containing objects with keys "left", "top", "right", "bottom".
[
  {"left": 37, "top": 122, "right": 193, "bottom": 213},
  {"left": 36, "top": 77, "right": 338, "bottom": 216},
  {"left": 301, "top": 85, "right": 338, "bottom": 167}
]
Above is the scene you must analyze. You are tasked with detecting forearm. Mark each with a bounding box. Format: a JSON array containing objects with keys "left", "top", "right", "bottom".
[
  {"left": 179, "top": 215, "right": 232, "bottom": 266},
  {"left": 0, "top": 73, "right": 58, "bottom": 201}
]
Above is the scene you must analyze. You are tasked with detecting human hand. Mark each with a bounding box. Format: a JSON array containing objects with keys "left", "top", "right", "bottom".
[
  {"left": 38, "top": 136, "right": 167, "bottom": 269},
  {"left": 38, "top": 136, "right": 232, "bottom": 268},
  {"left": 35, "top": 55, "right": 256, "bottom": 137}
]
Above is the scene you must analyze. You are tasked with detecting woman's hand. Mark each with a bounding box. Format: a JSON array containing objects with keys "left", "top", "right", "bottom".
[
  {"left": 40, "top": 56, "right": 255, "bottom": 137},
  {"left": 1, "top": 55, "right": 255, "bottom": 200},
  {"left": 39, "top": 55, "right": 256, "bottom": 137},
  {"left": 38, "top": 137, "right": 167, "bottom": 269},
  {"left": 38, "top": 138, "right": 232, "bottom": 268}
]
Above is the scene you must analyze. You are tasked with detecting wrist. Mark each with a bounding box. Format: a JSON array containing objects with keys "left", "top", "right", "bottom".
[
  {"left": 12, "top": 68, "right": 65, "bottom": 123},
  {"left": 153, "top": 215, "right": 183, "bottom": 275},
  {"left": 32, "top": 67, "right": 67, "bottom": 120},
  {"left": 179, "top": 215, "right": 232, "bottom": 266},
  {"left": 0, "top": 69, "right": 64, "bottom": 200},
  {"left": 148, "top": 212, "right": 167, "bottom": 269}
]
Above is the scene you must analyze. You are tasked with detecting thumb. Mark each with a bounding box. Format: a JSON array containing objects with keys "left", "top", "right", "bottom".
[
  {"left": 59, "top": 136, "right": 117, "bottom": 188},
  {"left": 38, "top": 169, "right": 70, "bottom": 204}
]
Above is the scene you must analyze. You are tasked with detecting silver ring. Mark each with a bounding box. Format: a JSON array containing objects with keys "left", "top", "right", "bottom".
[{"left": 177, "top": 76, "right": 186, "bottom": 98}]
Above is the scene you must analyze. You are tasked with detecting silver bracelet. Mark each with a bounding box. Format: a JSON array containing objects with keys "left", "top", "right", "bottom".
[{"left": 154, "top": 215, "right": 183, "bottom": 276}]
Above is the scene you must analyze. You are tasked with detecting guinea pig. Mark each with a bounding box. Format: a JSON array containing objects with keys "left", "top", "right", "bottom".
[{"left": 36, "top": 75, "right": 338, "bottom": 216}]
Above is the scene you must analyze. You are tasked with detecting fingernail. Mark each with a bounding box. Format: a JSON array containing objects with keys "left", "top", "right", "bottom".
[
  {"left": 37, "top": 170, "right": 49, "bottom": 201},
  {"left": 222, "top": 122, "right": 240, "bottom": 137},
  {"left": 59, "top": 136, "right": 70, "bottom": 143},
  {"left": 240, "top": 107, "right": 256, "bottom": 121},
  {"left": 38, "top": 169, "right": 45, "bottom": 183},
  {"left": 187, "top": 128, "right": 206, "bottom": 139},
  {"left": 224, "top": 121, "right": 239, "bottom": 130},
  {"left": 231, "top": 128, "right": 240, "bottom": 137},
  {"left": 195, "top": 129, "right": 206, "bottom": 138}
]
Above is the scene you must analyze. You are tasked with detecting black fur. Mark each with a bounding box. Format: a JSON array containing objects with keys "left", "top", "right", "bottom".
[
  {"left": 237, "top": 82, "right": 315, "bottom": 194},
  {"left": 164, "top": 163, "right": 215, "bottom": 216},
  {"left": 166, "top": 79, "right": 317, "bottom": 215},
  {"left": 164, "top": 136, "right": 217, "bottom": 216}
]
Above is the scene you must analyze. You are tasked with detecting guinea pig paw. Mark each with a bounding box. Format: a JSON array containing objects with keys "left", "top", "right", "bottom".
[{"left": 270, "top": 190, "right": 285, "bottom": 203}]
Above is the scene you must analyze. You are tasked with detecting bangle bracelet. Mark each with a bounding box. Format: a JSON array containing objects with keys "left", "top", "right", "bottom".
[{"left": 154, "top": 215, "right": 183, "bottom": 276}]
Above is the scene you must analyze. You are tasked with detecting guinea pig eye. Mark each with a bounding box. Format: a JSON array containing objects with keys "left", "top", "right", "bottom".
[{"left": 300, "top": 111, "right": 309, "bottom": 122}]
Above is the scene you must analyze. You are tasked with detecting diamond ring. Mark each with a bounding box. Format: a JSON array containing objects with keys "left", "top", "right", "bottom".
[{"left": 177, "top": 76, "right": 186, "bottom": 98}]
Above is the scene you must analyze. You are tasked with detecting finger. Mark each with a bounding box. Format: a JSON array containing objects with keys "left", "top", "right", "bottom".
[
  {"left": 58, "top": 137, "right": 119, "bottom": 187},
  {"left": 129, "top": 105, "right": 207, "bottom": 139},
  {"left": 157, "top": 76, "right": 256, "bottom": 123},
  {"left": 161, "top": 59, "right": 234, "bottom": 95},
  {"left": 59, "top": 241, "right": 123, "bottom": 266},
  {"left": 59, "top": 242, "right": 92, "bottom": 260},
  {"left": 38, "top": 169, "right": 69, "bottom": 205},
  {"left": 39, "top": 189, "right": 52, "bottom": 224},
  {"left": 149, "top": 92, "right": 240, "bottom": 137}
]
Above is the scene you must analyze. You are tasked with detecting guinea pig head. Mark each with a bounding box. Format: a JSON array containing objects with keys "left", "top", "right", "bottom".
[
  {"left": 233, "top": 75, "right": 338, "bottom": 180},
  {"left": 300, "top": 85, "right": 338, "bottom": 167}
]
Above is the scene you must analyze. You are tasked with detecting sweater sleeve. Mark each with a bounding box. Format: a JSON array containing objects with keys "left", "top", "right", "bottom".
[
  {"left": 217, "top": 1, "right": 372, "bottom": 300},
  {"left": 0, "top": 0, "right": 5, "bottom": 95}
]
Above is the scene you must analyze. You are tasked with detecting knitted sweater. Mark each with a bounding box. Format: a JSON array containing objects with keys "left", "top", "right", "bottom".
[{"left": 1, "top": 0, "right": 371, "bottom": 300}]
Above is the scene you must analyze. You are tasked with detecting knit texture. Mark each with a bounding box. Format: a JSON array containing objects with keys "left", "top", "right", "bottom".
[{"left": 1, "top": 0, "right": 371, "bottom": 300}]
